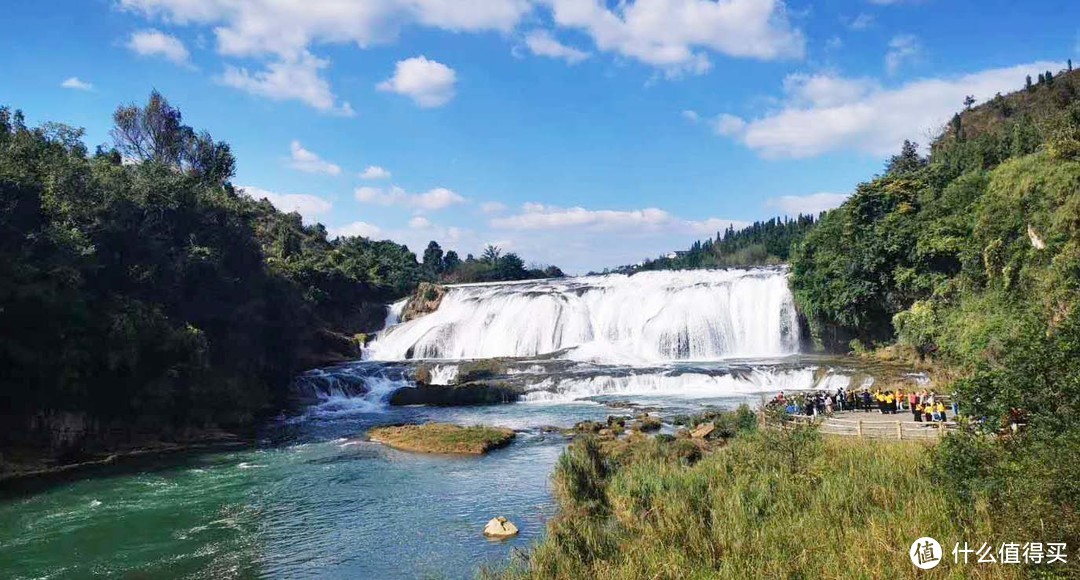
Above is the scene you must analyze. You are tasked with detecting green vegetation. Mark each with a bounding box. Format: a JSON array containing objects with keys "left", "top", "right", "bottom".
[
  {"left": 423, "top": 241, "right": 564, "bottom": 283},
  {"left": 496, "top": 417, "right": 1014, "bottom": 579},
  {"left": 0, "top": 92, "right": 556, "bottom": 471},
  {"left": 788, "top": 65, "right": 1080, "bottom": 573},
  {"left": 609, "top": 214, "right": 818, "bottom": 273},
  {"left": 367, "top": 423, "right": 515, "bottom": 455}
]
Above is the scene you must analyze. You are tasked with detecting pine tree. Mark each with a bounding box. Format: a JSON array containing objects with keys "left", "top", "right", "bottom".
[{"left": 1026, "top": 75, "right": 1034, "bottom": 92}]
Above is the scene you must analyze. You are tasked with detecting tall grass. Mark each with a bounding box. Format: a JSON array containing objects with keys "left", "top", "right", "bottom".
[{"left": 496, "top": 425, "right": 1020, "bottom": 579}]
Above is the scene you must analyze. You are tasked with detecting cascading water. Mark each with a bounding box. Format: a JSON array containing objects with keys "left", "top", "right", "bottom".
[{"left": 365, "top": 268, "right": 800, "bottom": 362}]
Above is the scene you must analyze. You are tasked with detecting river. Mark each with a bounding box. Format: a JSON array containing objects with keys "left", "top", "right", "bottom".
[{"left": 0, "top": 269, "right": 911, "bottom": 579}]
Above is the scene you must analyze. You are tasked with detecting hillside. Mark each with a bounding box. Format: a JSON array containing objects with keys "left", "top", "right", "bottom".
[{"left": 786, "top": 60, "right": 1080, "bottom": 561}]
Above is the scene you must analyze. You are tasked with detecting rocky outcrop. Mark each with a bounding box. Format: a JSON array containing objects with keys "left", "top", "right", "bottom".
[
  {"left": 388, "top": 381, "right": 522, "bottom": 406},
  {"left": 483, "top": 516, "right": 519, "bottom": 539},
  {"left": 402, "top": 282, "right": 447, "bottom": 322},
  {"left": 368, "top": 423, "right": 515, "bottom": 455}
]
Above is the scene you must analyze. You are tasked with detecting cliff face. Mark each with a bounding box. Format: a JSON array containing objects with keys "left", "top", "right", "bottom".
[{"left": 402, "top": 282, "right": 447, "bottom": 322}]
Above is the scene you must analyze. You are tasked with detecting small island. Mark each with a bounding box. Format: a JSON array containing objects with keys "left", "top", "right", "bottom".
[{"left": 368, "top": 423, "right": 516, "bottom": 455}]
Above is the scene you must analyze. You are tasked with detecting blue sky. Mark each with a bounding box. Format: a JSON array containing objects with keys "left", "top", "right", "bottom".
[{"left": 2, "top": 0, "right": 1078, "bottom": 272}]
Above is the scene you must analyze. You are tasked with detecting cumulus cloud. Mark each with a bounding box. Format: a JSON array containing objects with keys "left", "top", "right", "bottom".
[
  {"left": 766, "top": 192, "right": 849, "bottom": 215},
  {"left": 543, "top": 0, "right": 805, "bottom": 76},
  {"left": 355, "top": 185, "right": 466, "bottom": 211},
  {"left": 524, "top": 30, "right": 590, "bottom": 64},
  {"left": 681, "top": 109, "right": 701, "bottom": 123},
  {"left": 241, "top": 185, "right": 332, "bottom": 221},
  {"left": 712, "top": 113, "right": 747, "bottom": 136},
  {"left": 360, "top": 165, "right": 392, "bottom": 180},
  {"left": 715, "top": 61, "right": 1063, "bottom": 158},
  {"left": 490, "top": 203, "right": 741, "bottom": 236},
  {"left": 287, "top": 140, "right": 342, "bottom": 175},
  {"left": 221, "top": 51, "right": 354, "bottom": 115},
  {"left": 61, "top": 77, "right": 93, "bottom": 90},
  {"left": 118, "top": 0, "right": 530, "bottom": 57},
  {"left": 480, "top": 201, "right": 508, "bottom": 214},
  {"left": 127, "top": 29, "right": 191, "bottom": 66},
  {"left": 119, "top": 0, "right": 519, "bottom": 113},
  {"left": 885, "top": 34, "right": 921, "bottom": 75},
  {"left": 330, "top": 221, "right": 383, "bottom": 239},
  {"left": 377, "top": 56, "right": 457, "bottom": 107},
  {"left": 409, "top": 216, "right": 432, "bottom": 229}
]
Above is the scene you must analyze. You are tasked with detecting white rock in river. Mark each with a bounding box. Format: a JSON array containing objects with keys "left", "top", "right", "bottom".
[{"left": 483, "top": 516, "right": 519, "bottom": 539}]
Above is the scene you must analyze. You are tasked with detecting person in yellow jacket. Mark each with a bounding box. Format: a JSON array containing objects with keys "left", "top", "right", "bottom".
[
  {"left": 912, "top": 402, "right": 922, "bottom": 422},
  {"left": 884, "top": 392, "right": 895, "bottom": 414},
  {"left": 936, "top": 402, "right": 946, "bottom": 422}
]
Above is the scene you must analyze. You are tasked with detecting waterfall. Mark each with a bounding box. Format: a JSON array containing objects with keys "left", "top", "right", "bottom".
[{"left": 366, "top": 268, "right": 800, "bottom": 362}]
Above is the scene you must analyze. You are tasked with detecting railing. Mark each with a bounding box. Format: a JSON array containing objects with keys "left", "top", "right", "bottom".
[{"left": 785, "top": 413, "right": 957, "bottom": 440}]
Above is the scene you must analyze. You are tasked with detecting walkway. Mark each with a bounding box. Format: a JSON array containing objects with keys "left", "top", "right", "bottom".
[{"left": 788, "top": 410, "right": 957, "bottom": 440}]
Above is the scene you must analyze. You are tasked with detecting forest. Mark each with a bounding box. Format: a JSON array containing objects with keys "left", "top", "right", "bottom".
[
  {"left": 0, "top": 92, "right": 559, "bottom": 466},
  {"left": 609, "top": 214, "right": 818, "bottom": 274}
]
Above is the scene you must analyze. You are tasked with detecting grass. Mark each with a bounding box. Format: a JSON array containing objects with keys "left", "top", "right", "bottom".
[
  {"left": 494, "top": 419, "right": 1019, "bottom": 580},
  {"left": 367, "top": 423, "right": 514, "bottom": 455}
]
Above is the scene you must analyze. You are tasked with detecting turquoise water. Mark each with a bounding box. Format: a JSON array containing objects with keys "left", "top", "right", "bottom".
[
  {"left": 0, "top": 355, "right": 885, "bottom": 578},
  {"left": 0, "top": 402, "right": 617, "bottom": 579}
]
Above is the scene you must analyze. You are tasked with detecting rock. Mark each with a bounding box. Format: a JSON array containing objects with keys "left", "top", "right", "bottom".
[
  {"left": 402, "top": 282, "right": 447, "bottom": 322},
  {"left": 691, "top": 423, "right": 715, "bottom": 439},
  {"left": 454, "top": 359, "right": 505, "bottom": 384},
  {"left": 631, "top": 414, "right": 662, "bottom": 432},
  {"left": 484, "top": 516, "right": 519, "bottom": 539},
  {"left": 388, "top": 381, "right": 521, "bottom": 406},
  {"left": 368, "top": 423, "right": 515, "bottom": 455}
]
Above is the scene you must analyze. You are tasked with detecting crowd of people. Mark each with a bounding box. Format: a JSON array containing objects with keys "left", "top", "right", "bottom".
[{"left": 768, "top": 387, "right": 955, "bottom": 422}]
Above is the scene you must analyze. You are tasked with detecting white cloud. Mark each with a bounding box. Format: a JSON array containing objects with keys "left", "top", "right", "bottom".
[
  {"left": 716, "top": 61, "right": 1063, "bottom": 158},
  {"left": 241, "top": 185, "right": 332, "bottom": 221},
  {"left": 682, "top": 109, "right": 701, "bottom": 123},
  {"left": 119, "top": 0, "right": 530, "bottom": 57},
  {"left": 331, "top": 221, "right": 383, "bottom": 239},
  {"left": 409, "top": 216, "right": 432, "bottom": 229},
  {"left": 60, "top": 77, "right": 93, "bottom": 91},
  {"left": 825, "top": 36, "right": 844, "bottom": 50},
  {"left": 360, "top": 165, "right": 392, "bottom": 180},
  {"left": 377, "top": 56, "right": 457, "bottom": 107},
  {"left": 355, "top": 185, "right": 466, "bottom": 211},
  {"left": 524, "top": 30, "right": 590, "bottom": 64},
  {"left": 847, "top": 13, "right": 874, "bottom": 31},
  {"left": 127, "top": 29, "right": 191, "bottom": 66},
  {"left": 287, "top": 140, "right": 342, "bottom": 175},
  {"left": 490, "top": 203, "right": 741, "bottom": 236},
  {"left": 221, "top": 51, "right": 354, "bottom": 115},
  {"left": 480, "top": 201, "right": 508, "bottom": 214},
  {"left": 712, "top": 113, "right": 747, "bottom": 136},
  {"left": 885, "top": 34, "right": 921, "bottom": 75},
  {"left": 766, "top": 192, "right": 848, "bottom": 215},
  {"left": 543, "top": 0, "right": 805, "bottom": 76},
  {"left": 782, "top": 73, "right": 876, "bottom": 107}
]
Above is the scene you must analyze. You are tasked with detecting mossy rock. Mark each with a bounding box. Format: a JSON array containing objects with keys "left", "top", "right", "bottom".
[
  {"left": 388, "top": 381, "right": 521, "bottom": 406},
  {"left": 368, "top": 423, "right": 515, "bottom": 455},
  {"left": 454, "top": 359, "right": 506, "bottom": 384},
  {"left": 630, "top": 414, "right": 662, "bottom": 432}
]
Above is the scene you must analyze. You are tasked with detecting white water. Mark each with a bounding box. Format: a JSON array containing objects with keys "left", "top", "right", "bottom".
[
  {"left": 521, "top": 367, "right": 851, "bottom": 403},
  {"left": 366, "top": 269, "right": 800, "bottom": 363}
]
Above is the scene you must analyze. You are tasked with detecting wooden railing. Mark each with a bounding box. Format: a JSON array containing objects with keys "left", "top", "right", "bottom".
[{"left": 785, "top": 414, "right": 957, "bottom": 440}]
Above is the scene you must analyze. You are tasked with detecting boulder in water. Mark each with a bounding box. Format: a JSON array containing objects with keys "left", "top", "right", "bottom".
[
  {"left": 368, "top": 423, "right": 515, "bottom": 455},
  {"left": 484, "top": 516, "right": 519, "bottom": 539},
  {"left": 388, "top": 381, "right": 521, "bottom": 406}
]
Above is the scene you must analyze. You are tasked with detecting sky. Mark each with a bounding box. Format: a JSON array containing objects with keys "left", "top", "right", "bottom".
[{"left": 2, "top": 1, "right": 1078, "bottom": 273}]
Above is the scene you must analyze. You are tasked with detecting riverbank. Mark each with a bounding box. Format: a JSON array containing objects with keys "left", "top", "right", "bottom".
[
  {"left": 493, "top": 414, "right": 1018, "bottom": 579},
  {"left": 0, "top": 429, "right": 251, "bottom": 487}
]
